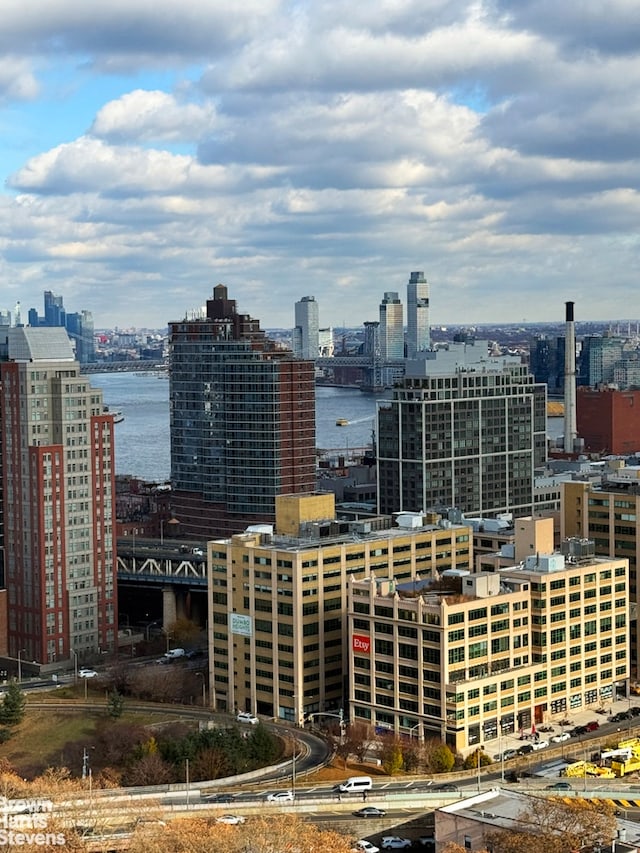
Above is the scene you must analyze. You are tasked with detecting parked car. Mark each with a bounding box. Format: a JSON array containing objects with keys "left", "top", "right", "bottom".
[
  {"left": 432, "top": 783, "right": 459, "bottom": 792},
  {"left": 78, "top": 668, "right": 98, "bottom": 678},
  {"left": 353, "top": 807, "right": 386, "bottom": 818},
  {"left": 494, "top": 749, "right": 518, "bottom": 761},
  {"left": 418, "top": 837, "right": 435, "bottom": 849},
  {"left": 237, "top": 711, "right": 259, "bottom": 725},
  {"left": 531, "top": 739, "right": 549, "bottom": 751},
  {"left": 381, "top": 838, "right": 412, "bottom": 850},
  {"left": 352, "top": 842, "right": 380, "bottom": 853},
  {"left": 585, "top": 721, "right": 600, "bottom": 731},
  {"left": 518, "top": 744, "right": 534, "bottom": 755},
  {"left": 266, "top": 790, "right": 294, "bottom": 802},
  {"left": 570, "top": 725, "right": 588, "bottom": 737},
  {"left": 546, "top": 782, "right": 572, "bottom": 791},
  {"left": 215, "top": 815, "right": 245, "bottom": 825},
  {"left": 551, "top": 731, "right": 571, "bottom": 743}
]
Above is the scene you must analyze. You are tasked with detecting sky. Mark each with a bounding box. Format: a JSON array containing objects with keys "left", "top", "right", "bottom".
[{"left": 1, "top": 1, "right": 640, "bottom": 331}]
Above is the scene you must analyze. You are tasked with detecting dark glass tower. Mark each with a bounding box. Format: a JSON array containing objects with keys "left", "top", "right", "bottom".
[{"left": 169, "top": 285, "right": 316, "bottom": 538}]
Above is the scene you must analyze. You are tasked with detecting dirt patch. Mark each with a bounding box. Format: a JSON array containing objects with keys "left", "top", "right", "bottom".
[{"left": 304, "top": 758, "right": 387, "bottom": 782}]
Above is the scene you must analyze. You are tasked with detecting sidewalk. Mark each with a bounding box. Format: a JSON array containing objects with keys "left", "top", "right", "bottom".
[{"left": 496, "top": 694, "right": 640, "bottom": 757}]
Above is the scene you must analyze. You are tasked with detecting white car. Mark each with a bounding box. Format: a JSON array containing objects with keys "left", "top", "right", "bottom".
[
  {"left": 531, "top": 739, "right": 549, "bottom": 751},
  {"left": 381, "top": 839, "right": 412, "bottom": 850},
  {"left": 353, "top": 842, "right": 380, "bottom": 853},
  {"left": 266, "top": 790, "right": 294, "bottom": 802},
  {"left": 215, "top": 814, "right": 246, "bottom": 825},
  {"left": 551, "top": 731, "right": 571, "bottom": 743},
  {"left": 78, "top": 668, "right": 98, "bottom": 678},
  {"left": 237, "top": 711, "right": 259, "bottom": 725}
]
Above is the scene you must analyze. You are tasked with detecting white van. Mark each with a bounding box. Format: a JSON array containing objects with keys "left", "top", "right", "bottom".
[{"left": 337, "top": 776, "right": 373, "bottom": 793}]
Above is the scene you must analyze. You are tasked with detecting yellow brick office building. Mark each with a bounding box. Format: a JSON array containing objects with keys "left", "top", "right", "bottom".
[
  {"left": 347, "top": 541, "right": 629, "bottom": 754},
  {"left": 562, "top": 474, "right": 640, "bottom": 675},
  {"left": 206, "top": 493, "right": 473, "bottom": 723}
]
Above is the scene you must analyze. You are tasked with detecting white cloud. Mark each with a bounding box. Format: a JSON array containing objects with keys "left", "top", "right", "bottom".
[
  {"left": 90, "top": 90, "right": 218, "bottom": 143},
  {"left": 1, "top": 0, "right": 640, "bottom": 329}
]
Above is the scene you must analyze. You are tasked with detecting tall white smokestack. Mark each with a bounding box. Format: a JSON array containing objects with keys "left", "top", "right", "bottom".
[{"left": 564, "top": 301, "right": 577, "bottom": 453}]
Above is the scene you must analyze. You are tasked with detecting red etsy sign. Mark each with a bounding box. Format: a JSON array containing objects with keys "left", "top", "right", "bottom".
[{"left": 352, "top": 634, "right": 371, "bottom": 654}]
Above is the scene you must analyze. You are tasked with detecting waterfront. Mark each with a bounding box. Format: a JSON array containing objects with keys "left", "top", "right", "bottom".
[
  {"left": 93, "top": 372, "right": 566, "bottom": 483},
  {"left": 93, "top": 373, "right": 381, "bottom": 482}
]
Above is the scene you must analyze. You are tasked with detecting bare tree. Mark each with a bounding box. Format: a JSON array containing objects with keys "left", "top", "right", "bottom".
[{"left": 484, "top": 796, "right": 617, "bottom": 853}]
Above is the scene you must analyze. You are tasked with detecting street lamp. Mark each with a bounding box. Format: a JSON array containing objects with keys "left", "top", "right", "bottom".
[
  {"left": 291, "top": 735, "right": 298, "bottom": 800},
  {"left": 196, "top": 672, "right": 206, "bottom": 707},
  {"left": 409, "top": 722, "right": 422, "bottom": 741},
  {"left": 17, "top": 649, "right": 26, "bottom": 683}
]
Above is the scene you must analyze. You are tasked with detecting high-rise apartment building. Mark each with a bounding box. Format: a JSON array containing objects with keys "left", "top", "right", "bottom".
[
  {"left": 579, "top": 333, "right": 624, "bottom": 387},
  {"left": 169, "top": 285, "right": 316, "bottom": 538},
  {"left": 292, "top": 296, "right": 320, "bottom": 360},
  {"left": 206, "top": 492, "right": 473, "bottom": 721},
  {"left": 348, "top": 532, "right": 629, "bottom": 753},
  {"left": 0, "top": 326, "right": 117, "bottom": 664},
  {"left": 379, "top": 291, "right": 404, "bottom": 360},
  {"left": 406, "top": 271, "right": 430, "bottom": 357},
  {"left": 377, "top": 340, "right": 547, "bottom": 518}
]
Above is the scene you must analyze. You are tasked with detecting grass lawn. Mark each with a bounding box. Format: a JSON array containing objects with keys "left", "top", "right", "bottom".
[
  {"left": 3, "top": 692, "right": 186, "bottom": 779},
  {"left": 0, "top": 708, "right": 100, "bottom": 777}
]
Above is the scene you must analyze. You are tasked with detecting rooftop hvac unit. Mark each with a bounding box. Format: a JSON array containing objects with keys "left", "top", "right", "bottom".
[{"left": 561, "top": 537, "right": 596, "bottom": 559}]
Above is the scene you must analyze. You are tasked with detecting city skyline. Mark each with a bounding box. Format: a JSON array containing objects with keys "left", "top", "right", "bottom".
[{"left": 1, "top": 3, "right": 640, "bottom": 329}]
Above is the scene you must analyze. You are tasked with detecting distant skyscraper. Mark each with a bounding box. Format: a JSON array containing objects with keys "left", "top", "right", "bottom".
[
  {"left": 43, "top": 290, "right": 65, "bottom": 327},
  {"left": 406, "top": 271, "right": 430, "bottom": 357},
  {"left": 377, "top": 340, "right": 547, "bottom": 517},
  {"left": 579, "top": 333, "right": 624, "bottom": 387},
  {"left": 293, "top": 295, "right": 320, "bottom": 360},
  {"left": 66, "top": 310, "right": 95, "bottom": 364},
  {"left": 0, "top": 327, "right": 117, "bottom": 664},
  {"left": 379, "top": 291, "right": 404, "bottom": 360},
  {"left": 169, "top": 285, "right": 316, "bottom": 538}
]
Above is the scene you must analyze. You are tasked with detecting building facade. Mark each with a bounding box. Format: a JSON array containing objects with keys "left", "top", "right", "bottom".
[
  {"left": 0, "top": 327, "right": 117, "bottom": 664},
  {"left": 577, "top": 386, "right": 640, "bottom": 455},
  {"left": 379, "top": 291, "right": 404, "bottom": 361},
  {"left": 406, "top": 271, "right": 430, "bottom": 358},
  {"left": 562, "top": 473, "right": 640, "bottom": 676},
  {"left": 377, "top": 340, "right": 547, "bottom": 518},
  {"left": 292, "top": 295, "right": 320, "bottom": 360},
  {"left": 348, "top": 539, "right": 629, "bottom": 753},
  {"left": 169, "top": 285, "right": 316, "bottom": 538},
  {"left": 206, "top": 492, "right": 473, "bottom": 722}
]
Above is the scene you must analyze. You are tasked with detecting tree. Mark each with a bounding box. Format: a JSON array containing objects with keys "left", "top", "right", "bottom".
[
  {"left": 125, "top": 814, "right": 355, "bottom": 853},
  {"left": 0, "top": 682, "right": 26, "bottom": 726},
  {"left": 380, "top": 735, "right": 404, "bottom": 775},
  {"left": 463, "top": 748, "right": 491, "bottom": 770},
  {"left": 444, "top": 845, "right": 489, "bottom": 853},
  {"left": 107, "top": 689, "right": 124, "bottom": 719},
  {"left": 424, "top": 739, "right": 455, "bottom": 773},
  {"left": 348, "top": 721, "right": 379, "bottom": 763},
  {"left": 483, "top": 797, "right": 617, "bottom": 853},
  {"left": 401, "top": 740, "right": 422, "bottom": 773},
  {"left": 122, "top": 753, "right": 173, "bottom": 787}
]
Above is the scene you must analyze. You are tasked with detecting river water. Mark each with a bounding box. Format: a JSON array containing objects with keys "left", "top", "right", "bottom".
[
  {"left": 92, "top": 373, "right": 381, "bottom": 482},
  {"left": 92, "top": 372, "right": 565, "bottom": 483}
]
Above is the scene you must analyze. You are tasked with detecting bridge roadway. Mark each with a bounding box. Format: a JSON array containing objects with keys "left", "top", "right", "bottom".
[
  {"left": 117, "top": 539, "right": 206, "bottom": 586},
  {"left": 80, "top": 357, "right": 407, "bottom": 374}
]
